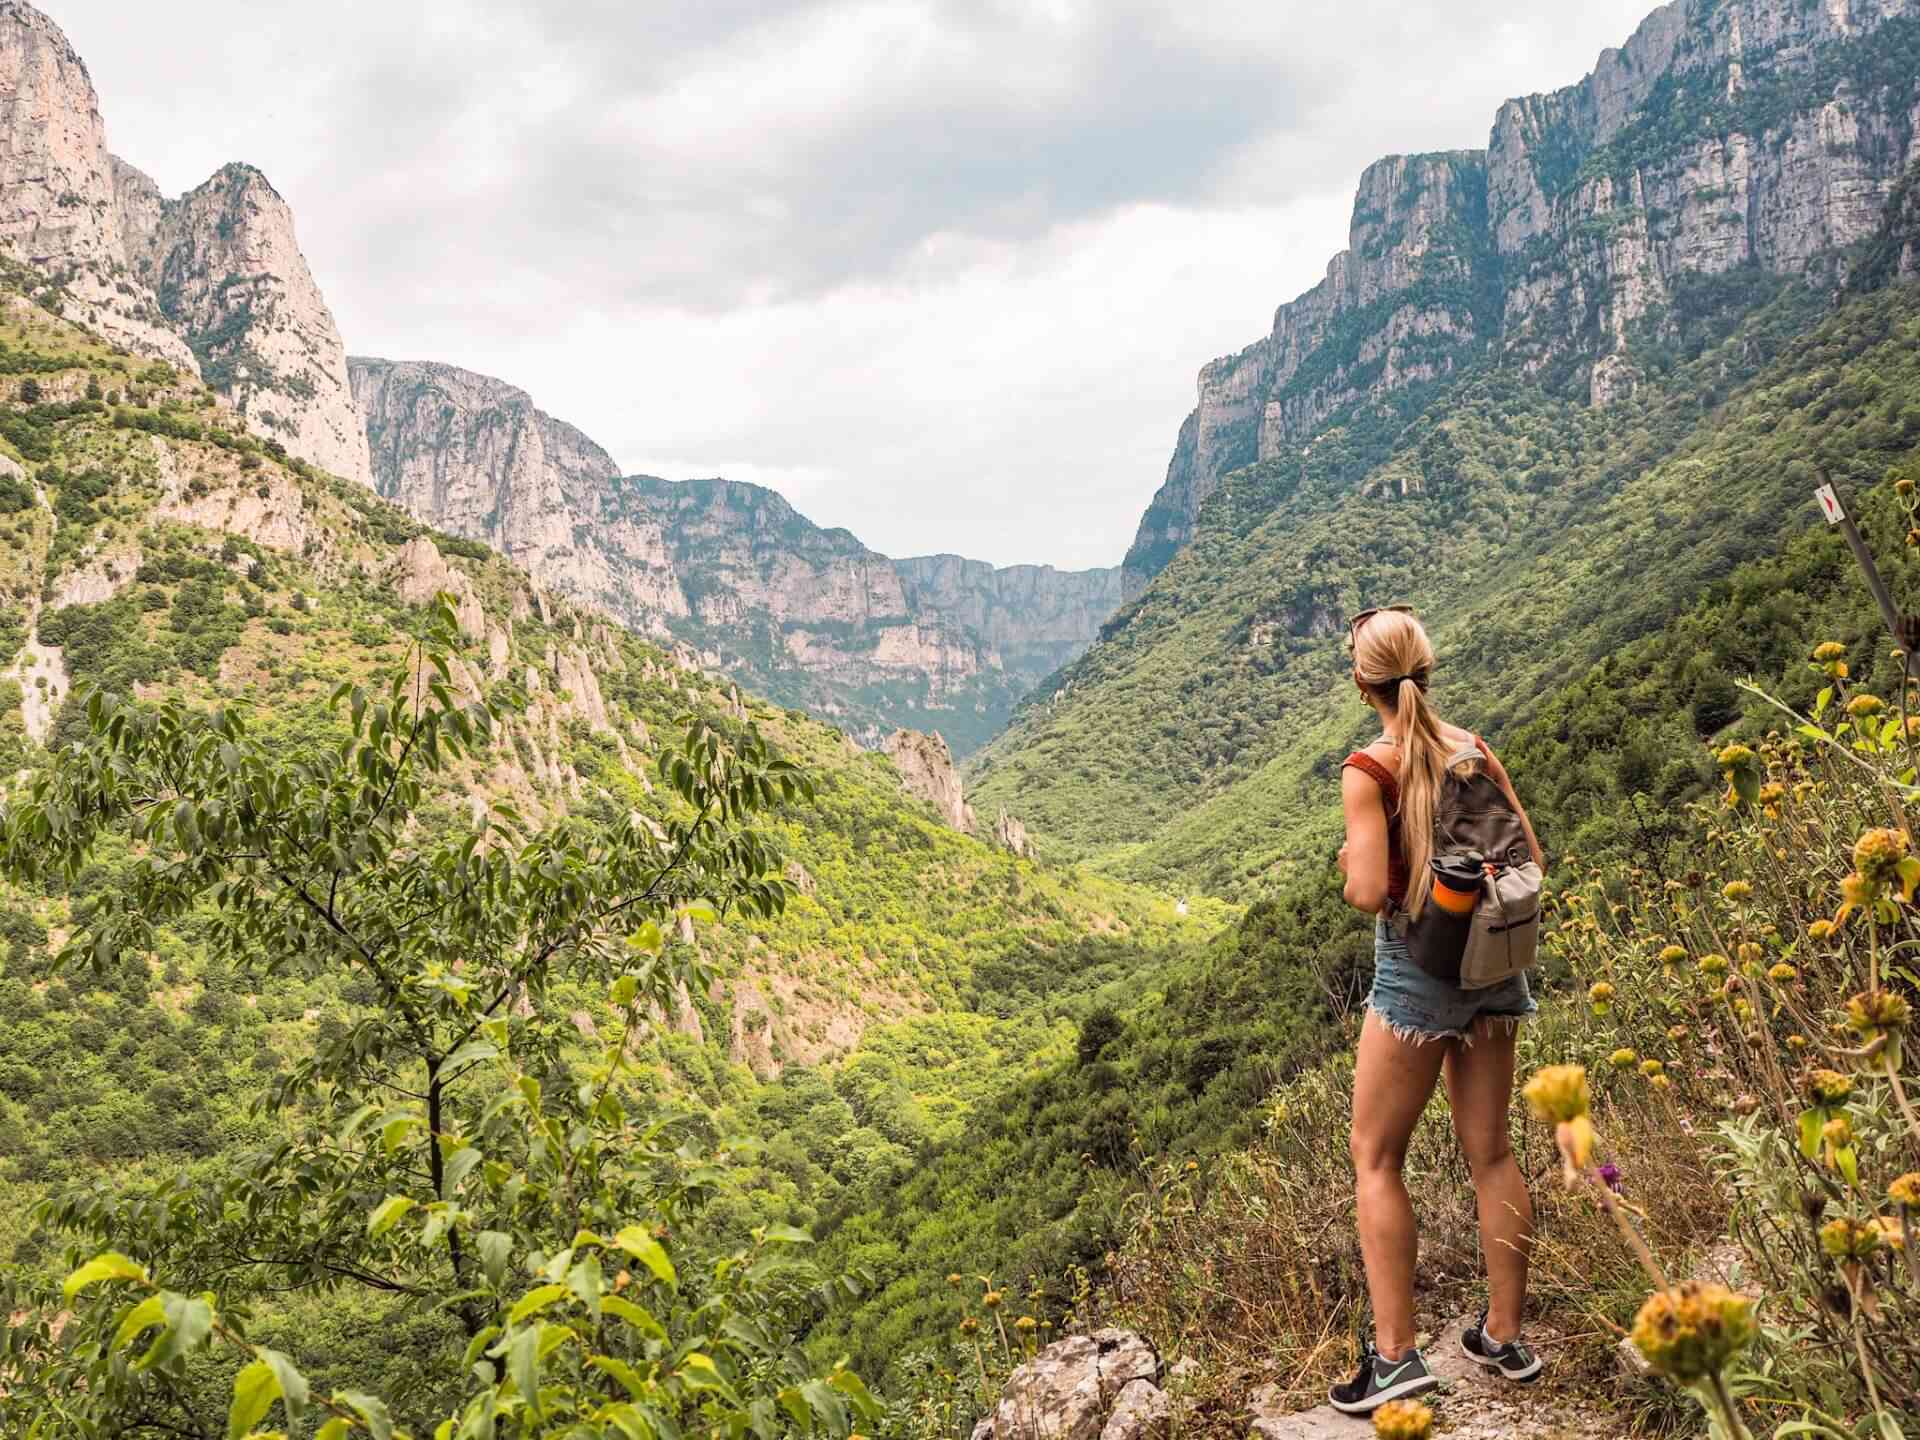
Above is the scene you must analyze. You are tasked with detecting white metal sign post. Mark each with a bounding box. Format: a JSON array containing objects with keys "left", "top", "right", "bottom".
[{"left": 1815, "top": 477, "right": 1909, "bottom": 653}]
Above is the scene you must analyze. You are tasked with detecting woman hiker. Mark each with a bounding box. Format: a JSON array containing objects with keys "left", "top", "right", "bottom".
[{"left": 1328, "top": 606, "right": 1548, "bottom": 1414}]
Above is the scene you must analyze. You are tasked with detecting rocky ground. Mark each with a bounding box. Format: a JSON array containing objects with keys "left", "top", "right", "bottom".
[{"left": 981, "top": 1318, "right": 1638, "bottom": 1440}]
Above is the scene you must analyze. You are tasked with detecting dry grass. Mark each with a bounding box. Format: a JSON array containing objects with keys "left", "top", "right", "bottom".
[{"left": 1099, "top": 1004, "right": 1740, "bottom": 1438}]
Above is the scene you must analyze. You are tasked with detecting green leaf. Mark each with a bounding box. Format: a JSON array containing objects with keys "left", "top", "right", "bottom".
[
  {"left": 507, "top": 1325, "right": 542, "bottom": 1420},
  {"left": 442, "top": 1041, "right": 500, "bottom": 1072},
  {"left": 112, "top": 1294, "right": 165, "bottom": 1352},
  {"left": 567, "top": 1255, "right": 604, "bottom": 1316},
  {"left": 259, "top": 1349, "right": 309, "bottom": 1424},
  {"left": 137, "top": 1293, "right": 213, "bottom": 1372},
  {"left": 592, "top": 1355, "right": 651, "bottom": 1400},
  {"left": 443, "top": 1146, "right": 483, "bottom": 1195},
  {"left": 476, "top": 1231, "right": 513, "bottom": 1289},
  {"left": 613, "top": 1227, "right": 676, "bottom": 1288},
  {"left": 1837, "top": 1144, "right": 1859, "bottom": 1187},
  {"left": 760, "top": 1223, "right": 812, "bottom": 1246},
  {"left": 678, "top": 1353, "right": 735, "bottom": 1400},
  {"left": 316, "top": 1422, "right": 351, "bottom": 1440},
  {"left": 338, "top": 1392, "right": 394, "bottom": 1440},
  {"left": 601, "top": 1295, "right": 667, "bottom": 1340},
  {"left": 228, "top": 1359, "right": 281, "bottom": 1440},
  {"left": 64, "top": 1251, "right": 147, "bottom": 1301},
  {"left": 507, "top": 1283, "right": 568, "bottom": 1326},
  {"left": 800, "top": 1377, "right": 847, "bottom": 1433},
  {"left": 368, "top": 1195, "right": 414, "bottom": 1238},
  {"left": 828, "top": 1370, "right": 881, "bottom": 1420}
]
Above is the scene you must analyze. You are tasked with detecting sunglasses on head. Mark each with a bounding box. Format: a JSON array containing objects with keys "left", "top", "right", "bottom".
[{"left": 1345, "top": 603, "right": 1414, "bottom": 652}]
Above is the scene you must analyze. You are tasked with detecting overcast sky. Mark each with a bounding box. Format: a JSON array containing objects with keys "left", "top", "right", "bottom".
[{"left": 60, "top": 0, "right": 1654, "bottom": 569}]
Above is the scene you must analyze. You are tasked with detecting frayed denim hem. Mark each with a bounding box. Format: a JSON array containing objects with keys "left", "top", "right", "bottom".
[{"left": 1367, "top": 1006, "right": 1528, "bottom": 1048}]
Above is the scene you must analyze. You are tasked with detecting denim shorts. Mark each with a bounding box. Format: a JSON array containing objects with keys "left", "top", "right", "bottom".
[{"left": 1367, "top": 919, "right": 1536, "bottom": 1043}]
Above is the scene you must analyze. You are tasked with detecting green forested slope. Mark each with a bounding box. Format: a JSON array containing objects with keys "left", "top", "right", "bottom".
[
  {"left": 0, "top": 264, "right": 1219, "bottom": 1431},
  {"left": 970, "top": 261, "right": 1920, "bottom": 895}
]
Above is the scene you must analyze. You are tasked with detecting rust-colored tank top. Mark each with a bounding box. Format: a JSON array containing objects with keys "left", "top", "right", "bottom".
[{"left": 1343, "top": 737, "right": 1491, "bottom": 908}]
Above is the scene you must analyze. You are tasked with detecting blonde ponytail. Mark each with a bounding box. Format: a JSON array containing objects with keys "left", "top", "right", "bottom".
[
  {"left": 1350, "top": 609, "right": 1451, "bottom": 918},
  {"left": 1392, "top": 678, "right": 1450, "bottom": 918}
]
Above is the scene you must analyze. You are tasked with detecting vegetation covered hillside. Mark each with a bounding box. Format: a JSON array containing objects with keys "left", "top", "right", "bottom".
[
  {"left": 971, "top": 212, "right": 1920, "bottom": 896},
  {"left": 0, "top": 261, "right": 1219, "bottom": 1435}
]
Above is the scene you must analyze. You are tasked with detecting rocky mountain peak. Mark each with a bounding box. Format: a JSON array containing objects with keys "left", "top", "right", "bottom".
[
  {"left": 124, "top": 159, "right": 371, "bottom": 485},
  {"left": 0, "top": 0, "right": 197, "bottom": 371},
  {"left": 0, "top": 2, "right": 367, "bottom": 483},
  {"left": 355, "top": 357, "right": 1121, "bottom": 754}
]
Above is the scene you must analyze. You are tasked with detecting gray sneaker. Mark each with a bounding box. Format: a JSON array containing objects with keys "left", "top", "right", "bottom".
[
  {"left": 1461, "top": 1311, "right": 1542, "bottom": 1382},
  {"left": 1327, "top": 1342, "right": 1440, "bottom": 1414}
]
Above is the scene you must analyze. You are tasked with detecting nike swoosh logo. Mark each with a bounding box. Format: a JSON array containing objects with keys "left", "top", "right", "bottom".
[{"left": 1376, "top": 1361, "right": 1414, "bottom": 1386}]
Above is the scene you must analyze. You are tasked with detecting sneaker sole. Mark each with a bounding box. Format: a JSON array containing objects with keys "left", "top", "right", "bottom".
[
  {"left": 1327, "top": 1371, "right": 1441, "bottom": 1415},
  {"left": 1459, "top": 1333, "right": 1543, "bottom": 1382}
]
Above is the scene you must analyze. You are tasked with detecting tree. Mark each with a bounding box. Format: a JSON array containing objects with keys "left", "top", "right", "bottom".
[{"left": 0, "top": 595, "right": 876, "bottom": 1439}]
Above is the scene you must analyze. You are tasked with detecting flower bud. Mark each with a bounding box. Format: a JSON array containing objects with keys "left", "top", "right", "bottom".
[
  {"left": 1698, "top": 954, "right": 1729, "bottom": 976},
  {"left": 1609, "top": 1048, "right": 1638, "bottom": 1070},
  {"left": 1658, "top": 944, "right": 1688, "bottom": 964}
]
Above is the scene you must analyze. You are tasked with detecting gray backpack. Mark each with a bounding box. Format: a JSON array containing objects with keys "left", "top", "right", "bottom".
[{"left": 1390, "top": 741, "right": 1541, "bottom": 990}]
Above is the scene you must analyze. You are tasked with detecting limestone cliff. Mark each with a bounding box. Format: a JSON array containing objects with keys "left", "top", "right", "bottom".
[
  {"left": 1122, "top": 0, "right": 1920, "bottom": 593},
  {"left": 352, "top": 357, "right": 1122, "bottom": 755},
  {"left": 0, "top": 2, "right": 368, "bottom": 484},
  {"left": 121, "top": 162, "right": 371, "bottom": 486},
  {"left": 0, "top": 0, "right": 196, "bottom": 371}
]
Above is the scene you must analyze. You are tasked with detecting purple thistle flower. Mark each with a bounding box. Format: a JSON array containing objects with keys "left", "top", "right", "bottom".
[{"left": 1598, "top": 1163, "right": 1622, "bottom": 1193}]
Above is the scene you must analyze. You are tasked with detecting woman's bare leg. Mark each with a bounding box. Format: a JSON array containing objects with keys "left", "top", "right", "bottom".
[
  {"left": 1442, "top": 1017, "right": 1533, "bottom": 1341},
  {"left": 1350, "top": 1010, "right": 1451, "bottom": 1358}
]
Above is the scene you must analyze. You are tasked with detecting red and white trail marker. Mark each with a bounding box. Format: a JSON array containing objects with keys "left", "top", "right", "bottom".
[{"left": 1815, "top": 482, "right": 1846, "bottom": 524}]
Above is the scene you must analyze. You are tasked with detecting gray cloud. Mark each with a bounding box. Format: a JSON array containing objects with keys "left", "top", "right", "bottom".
[{"left": 54, "top": 0, "right": 1657, "bottom": 567}]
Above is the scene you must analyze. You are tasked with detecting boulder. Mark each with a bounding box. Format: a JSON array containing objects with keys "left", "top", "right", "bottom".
[
  {"left": 1099, "top": 1379, "right": 1169, "bottom": 1440},
  {"left": 971, "top": 1330, "right": 1162, "bottom": 1440}
]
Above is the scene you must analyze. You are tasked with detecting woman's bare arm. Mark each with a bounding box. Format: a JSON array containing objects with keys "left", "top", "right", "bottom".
[{"left": 1341, "top": 765, "right": 1390, "bottom": 913}]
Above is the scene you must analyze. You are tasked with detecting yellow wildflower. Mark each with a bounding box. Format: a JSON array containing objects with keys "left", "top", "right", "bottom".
[
  {"left": 1698, "top": 954, "right": 1729, "bottom": 976},
  {"left": 1805, "top": 1070, "right": 1854, "bottom": 1106},
  {"left": 1820, "top": 1217, "right": 1882, "bottom": 1261},
  {"left": 1722, "top": 880, "right": 1753, "bottom": 903},
  {"left": 1523, "top": 1065, "right": 1591, "bottom": 1124},
  {"left": 1854, "top": 828, "right": 1910, "bottom": 885},
  {"left": 1889, "top": 1173, "right": 1920, "bottom": 1207},
  {"left": 1808, "top": 919, "right": 1835, "bottom": 941},
  {"left": 1640, "top": 1059, "right": 1665, "bottom": 1078},
  {"left": 1812, "top": 642, "right": 1847, "bottom": 662},
  {"left": 1372, "top": 1400, "right": 1434, "bottom": 1440},
  {"left": 1768, "top": 963, "right": 1798, "bottom": 983},
  {"left": 1609, "top": 1048, "right": 1638, "bottom": 1071},
  {"left": 1658, "top": 944, "right": 1688, "bottom": 964},
  {"left": 1847, "top": 694, "right": 1885, "bottom": 718},
  {"left": 1630, "top": 1284, "right": 1756, "bottom": 1381}
]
